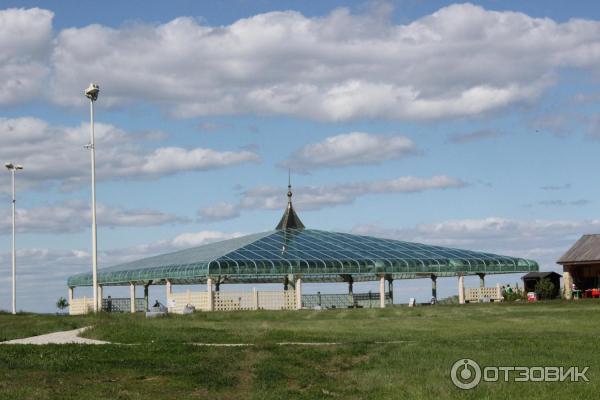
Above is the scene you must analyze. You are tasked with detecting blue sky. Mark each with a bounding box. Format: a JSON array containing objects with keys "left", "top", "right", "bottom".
[{"left": 1, "top": 1, "right": 600, "bottom": 312}]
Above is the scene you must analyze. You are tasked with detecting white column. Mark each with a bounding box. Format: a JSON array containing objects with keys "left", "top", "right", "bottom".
[
  {"left": 295, "top": 277, "right": 302, "bottom": 310},
  {"left": 563, "top": 270, "right": 573, "bottom": 300},
  {"left": 129, "top": 283, "right": 136, "bottom": 313},
  {"left": 10, "top": 169, "right": 16, "bottom": 315},
  {"left": 459, "top": 275, "right": 466, "bottom": 304},
  {"left": 379, "top": 276, "right": 386, "bottom": 308},
  {"left": 496, "top": 283, "right": 502, "bottom": 301},
  {"left": 68, "top": 287, "right": 74, "bottom": 304},
  {"left": 207, "top": 278, "right": 214, "bottom": 311},
  {"left": 89, "top": 98, "right": 99, "bottom": 314},
  {"left": 166, "top": 280, "right": 172, "bottom": 303},
  {"left": 479, "top": 274, "right": 485, "bottom": 288},
  {"left": 97, "top": 285, "right": 103, "bottom": 311},
  {"left": 253, "top": 287, "right": 259, "bottom": 310}
]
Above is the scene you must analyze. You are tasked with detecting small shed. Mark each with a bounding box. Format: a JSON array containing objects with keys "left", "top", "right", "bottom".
[{"left": 522, "top": 272, "right": 562, "bottom": 298}]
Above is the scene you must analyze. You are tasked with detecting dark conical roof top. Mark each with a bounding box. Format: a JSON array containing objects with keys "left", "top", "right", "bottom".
[{"left": 276, "top": 175, "right": 305, "bottom": 230}]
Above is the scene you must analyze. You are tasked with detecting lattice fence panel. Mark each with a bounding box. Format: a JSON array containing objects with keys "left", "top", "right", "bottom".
[
  {"left": 169, "top": 290, "right": 210, "bottom": 313},
  {"left": 214, "top": 291, "right": 254, "bottom": 311},
  {"left": 69, "top": 297, "right": 94, "bottom": 315},
  {"left": 465, "top": 287, "right": 502, "bottom": 302},
  {"left": 257, "top": 290, "right": 296, "bottom": 310}
]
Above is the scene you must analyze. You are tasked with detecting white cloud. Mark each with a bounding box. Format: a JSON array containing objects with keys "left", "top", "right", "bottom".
[
  {"left": 0, "top": 117, "right": 260, "bottom": 192},
  {"left": 447, "top": 129, "right": 502, "bottom": 144},
  {"left": 280, "top": 132, "right": 416, "bottom": 171},
  {"left": 0, "top": 229, "right": 245, "bottom": 312},
  {"left": 4, "top": 5, "right": 600, "bottom": 120},
  {"left": 351, "top": 217, "right": 600, "bottom": 272},
  {"left": 0, "top": 8, "right": 53, "bottom": 105},
  {"left": 198, "top": 202, "right": 240, "bottom": 222},
  {"left": 230, "top": 175, "right": 465, "bottom": 212},
  {"left": 524, "top": 199, "right": 590, "bottom": 208},
  {"left": 0, "top": 200, "right": 188, "bottom": 234},
  {"left": 197, "top": 175, "right": 464, "bottom": 221}
]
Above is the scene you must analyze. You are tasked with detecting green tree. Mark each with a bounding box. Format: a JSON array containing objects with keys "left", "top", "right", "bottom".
[
  {"left": 535, "top": 278, "right": 555, "bottom": 300},
  {"left": 56, "top": 297, "right": 69, "bottom": 312}
]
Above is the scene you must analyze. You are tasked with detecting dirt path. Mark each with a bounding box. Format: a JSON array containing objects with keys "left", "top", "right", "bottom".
[
  {"left": 1, "top": 328, "right": 416, "bottom": 346},
  {"left": 1, "top": 327, "right": 109, "bottom": 345}
]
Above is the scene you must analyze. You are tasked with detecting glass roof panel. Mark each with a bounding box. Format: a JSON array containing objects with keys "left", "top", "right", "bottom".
[{"left": 68, "top": 228, "right": 538, "bottom": 286}]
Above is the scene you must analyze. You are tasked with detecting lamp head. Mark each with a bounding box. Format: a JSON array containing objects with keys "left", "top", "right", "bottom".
[
  {"left": 15, "top": 165, "right": 23, "bottom": 170},
  {"left": 4, "top": 162, "right": 14, "bottom": 170},
  {"left": 84, "top": 83, "right": 100, "bottom": 101}
]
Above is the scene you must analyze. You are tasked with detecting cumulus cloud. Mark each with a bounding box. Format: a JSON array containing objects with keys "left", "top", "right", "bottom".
[
  {"left": 351, "top": 217, "right": 600, "bottom": 271},
  {"left": 541, "top": 183, "right": 571, "bottom": 191},
  {"left": 240, "top": 175, "right": 465, "bottom": 211},
  {"left": 0, "top": 200, "right": 189, "bottom": 234},
  {"left": 4, "top": 5, "right": 600, "bottom": 120},
  {"left": 0, "top": 8, "right": 53, "bottom": 105},
  {"left": 198, "top": 175, "right": 465, "bottom": 219},
  {"left": 280, "top": 132, "right": 416, "bottom": 171},
  {"left": 198, "top": 202, "right": 240, "bottom": 222},
  {"left": 447, "top": 129, "right": 503, "bottom": 144},
  {"left": 0, "top": 117, "right": 260, "bottom": 192},
  {"left": 0, "top": 229, "right": 245, "bottom": 312},
  {"left": 524, "top": 199, "right": 590, "bottom": 208}
]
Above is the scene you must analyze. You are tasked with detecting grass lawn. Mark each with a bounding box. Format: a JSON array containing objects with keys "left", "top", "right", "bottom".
[{"left": 1, "top": 301, "right": 599, "bottom": 399}]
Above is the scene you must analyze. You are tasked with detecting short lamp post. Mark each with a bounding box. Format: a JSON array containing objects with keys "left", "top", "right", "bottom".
[
  {"left": 84, "top": 83, "right": 100, "bottom": 313},
  {"left": 5, "top": 162, "right": 23, "bottom": 315}
]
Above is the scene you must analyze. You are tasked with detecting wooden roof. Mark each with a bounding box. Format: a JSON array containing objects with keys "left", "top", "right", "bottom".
[
  {"left": 557, "top": 234, "right": 600, "bottom": 264},
  {"left": 522, "top": 271, "right": 561, "bottom": 279}
]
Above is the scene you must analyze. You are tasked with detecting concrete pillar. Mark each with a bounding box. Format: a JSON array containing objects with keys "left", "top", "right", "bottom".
[
  {"left": 563, "top": 269, "right": 573, "bottom": 300},
  {"left": 253, "top": 287, "right": 259, "bottom": 310},
  {"left": 143, "top": 284, "right": 149, "bottom": 311},
  {"left": 431, "top": 275, "right": 437, "bottom": 300},
  {"left": 458, "top": 275, "right": 465, "bottom": 304},
  {"left": 166, "top": 280, "right": 172, "bottom": 303},
  {"left": 129, "top": 283, "right": 136, "bottom": 313},
  {"left": 68, "top": 287, "right": 74, "bottom": 304},
  {"left": 97, "top": 285, "right": 103, "bottom": 311},
  {"left": 478, "top": 273, "right": 485, "bottom": 288},
  {"left": 207, "top": 277, "right": 214, "bottom": 311},
  {"left": 295, "top": 277, "right": 302, "bottom": 310},
  {"left": 379, "top": 276, "right": 386, "bottom": 308},
  {"left": 496, "top": 283, "right": 502, "bottom": 301}
]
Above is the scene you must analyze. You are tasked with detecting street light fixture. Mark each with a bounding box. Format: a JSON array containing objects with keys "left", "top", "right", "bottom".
[
  {"left": 5, "top": 162, "right": 23, "bottom": 315},
  {"left": 84, "top": 83, "right": 100, "bottom": 313}
]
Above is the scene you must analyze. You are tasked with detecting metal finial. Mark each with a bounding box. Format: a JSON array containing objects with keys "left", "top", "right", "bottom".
[{"left": 287, "top": 169, "right": 292, "bottom": 200}]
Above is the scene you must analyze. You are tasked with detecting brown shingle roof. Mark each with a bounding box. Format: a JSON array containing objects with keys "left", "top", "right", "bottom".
[{"left": 557, "top": 234, "right": 600, "bottom": 264}]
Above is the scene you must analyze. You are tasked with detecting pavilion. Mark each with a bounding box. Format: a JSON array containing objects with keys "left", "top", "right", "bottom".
[{"left": 67, "top": 183, "right": 539, "bottom": 314}]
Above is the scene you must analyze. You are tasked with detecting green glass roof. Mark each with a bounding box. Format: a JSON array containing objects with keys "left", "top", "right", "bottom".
[{"left": 67, "top": 229, "right": 539, "bottom": 287}]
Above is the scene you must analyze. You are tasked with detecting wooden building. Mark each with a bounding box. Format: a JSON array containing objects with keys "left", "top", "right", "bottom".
[
  {"left": 557, "top": 234, "right": 600, "bottom": 299},
  {"left": 522, "top": 271, "right": 562, "bottom": 298}
]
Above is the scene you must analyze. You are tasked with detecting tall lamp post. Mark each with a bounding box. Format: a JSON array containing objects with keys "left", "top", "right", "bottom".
[
  {"left": 84, "top": 83, "right": 100, "bottom": 312},
  {"left": 5, "top": 162, "right": 23, "bottom": 315}
]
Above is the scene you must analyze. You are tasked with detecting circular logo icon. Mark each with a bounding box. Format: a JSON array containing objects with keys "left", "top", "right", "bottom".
[{"left": 451, "top": 358, "right": 481, "bottom": 390}]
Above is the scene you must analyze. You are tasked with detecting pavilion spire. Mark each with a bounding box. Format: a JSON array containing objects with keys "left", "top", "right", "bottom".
[{"left": 276, "top": 171, "right": 305, "bottom": 230}]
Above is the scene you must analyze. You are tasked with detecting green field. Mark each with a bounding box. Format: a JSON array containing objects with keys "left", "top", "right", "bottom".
[{"left": 1, "top": 301, "right": 599, "bottom": 399}]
